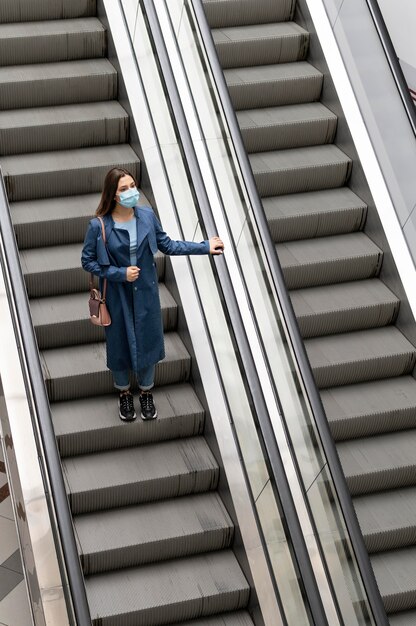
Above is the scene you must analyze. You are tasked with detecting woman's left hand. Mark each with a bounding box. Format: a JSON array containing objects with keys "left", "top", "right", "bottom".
[{"left": 209, "top": 236, "right": 224, "bottom": 255}]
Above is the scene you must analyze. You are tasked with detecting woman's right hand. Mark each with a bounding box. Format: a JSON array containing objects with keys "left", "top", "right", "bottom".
[{"left": 126, "top": 266, "right": 140, "bottom": 282}]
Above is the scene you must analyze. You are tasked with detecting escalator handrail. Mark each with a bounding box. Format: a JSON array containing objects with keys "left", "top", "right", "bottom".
[
  {"left": 187, "top": 1, "right": 389, "bottom": 624},
  {"left": 365, "top": 0, "right": 416, "bottom": 138},
  {"left": 0, "top": 170, "right": 91, "bottom": 626}
]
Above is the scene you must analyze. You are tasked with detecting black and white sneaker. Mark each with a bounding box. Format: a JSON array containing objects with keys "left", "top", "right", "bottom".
[
  {"left": 139, "top": 391, "right": 157, "bottom": 420},
  {"left": 118, "top": 390, "right": 136, "bottom": 421}
]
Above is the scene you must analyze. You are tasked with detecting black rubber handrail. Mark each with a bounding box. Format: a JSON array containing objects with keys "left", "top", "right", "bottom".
[
  {"left": 139, "top": 1, "right": 332, "bottom": 623},
  {"left": 0, "top": 171, "right": 91, "bottom": 626},
  {"left": 187, "top": 1, "right": 389, "bottom": 624},
  {"left": 366, "top": 0, "right": 416, "bottom": 138}
]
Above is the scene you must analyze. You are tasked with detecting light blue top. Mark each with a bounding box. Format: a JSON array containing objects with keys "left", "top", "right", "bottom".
[{"left": 114, "top": 216, "right": 137, "bottom": 266}]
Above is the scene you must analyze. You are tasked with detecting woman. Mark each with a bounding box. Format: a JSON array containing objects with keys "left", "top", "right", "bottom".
[{"left": 82, "top": 167, "right": 224, "bottom": 422}]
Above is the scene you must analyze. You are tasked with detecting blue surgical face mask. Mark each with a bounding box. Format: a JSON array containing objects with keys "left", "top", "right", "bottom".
[{"left": 118, "top": 187, "right": 140, "bottom": 208}]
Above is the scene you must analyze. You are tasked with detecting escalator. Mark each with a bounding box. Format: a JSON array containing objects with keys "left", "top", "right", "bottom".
[
  {"left": 0, "top": 2, "right": 254, "bottom": 624},
  {"left": 201, "top": 0, "right": 416, "bottom": 623}
]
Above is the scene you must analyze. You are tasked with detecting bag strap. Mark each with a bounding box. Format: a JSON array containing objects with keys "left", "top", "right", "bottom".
[{"left": 89, "top": 216, "right": 108, "bottom": 300}]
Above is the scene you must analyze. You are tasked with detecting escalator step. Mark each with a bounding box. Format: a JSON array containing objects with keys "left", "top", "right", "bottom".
[
  {"left": 354, "top": 487, "right": 416, "bottom": 553},
  {"left": 64, "top": 436, "right": 219, "bottom": 514},
  {"left": 52, "top": 383, "right": 204, "bottom": 457},
  {"left": 202, "top": 0, "right": 294, "bottom": 29},
  {"left": 169, "top": 613, "right": 254, "bottom": 625},
  {"left": 41, "top": 333, "right": 191, "bottom": 402},
  {"left": 75, "top": 492, "right": 233, "bottom": 574},
  {"left": 0, "top": 58, "right": 117, "bottom": 110},
  {"left": 305, "top": 326, "right": 416, "bottom": 389},
  {"left": 264, "top": 187, "right": 366, "bottom": 242},
  {"left": 389, "top": 609, "right": 416, "bottom": 625},
  {"left": 85, "top": 550, "right": 249, "bottom": 626},
  {"left": 250, "top": 144, "right": 351, "bottom": 197},
  {"left": 213, "top": 22, "right": 308, "bottom": 68},
  {"left": 238, "top": 102, "right": 337, "bottom": 153},
  {"left": 21, "top": 243, "right": 163, "bottom": 298},
  {"left": 0, "top": 0, "right": 96, "bottom": 24},
  {"left": 322, "top": 376, "right": 416, "bottom": 441},
  {"left": 0, "top": 101, "right": 129, "bottom": 156},
  {"left": 225, "top": 61, "right": 322, "bottom": 110},
  {"left": 337, "top": 430, "right": 416, "bottom": 496},
  {"left": 291, "top": 279, "right": 399, "bottom": 338},
  {"left": 0, "top": 18, "right": 106, "bottom": 66},
  {"left": 1, "top": 144, "right": 139, "bottom": 201},
  {"left": 277, "top": 232, "right": 382, "bottom": 290},
  {"left": 371, "top": 546, "right": 416, "bottom": 613}
]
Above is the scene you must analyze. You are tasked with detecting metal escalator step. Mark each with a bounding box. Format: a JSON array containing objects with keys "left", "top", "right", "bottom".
[
  {"left": 264, "top": 188, "right": 366, "bottom": 242},
  {"left": 305, "top": 327, "right": 416, "bottom": 389},
  {"left": 64, "top": 436, "right": 219, "bottom": 513},
  {"left": 238, "top": 103, "right": 337, "bottom": 153},
  {"left": 202, "top": 0, "right": 295, "bottom": 28},
  {"left": 225, "top": 62, "right": 322, "bottom": 110},
  {"left": 338, "top": 430, "right": 416, "bottom": 496},
  {"left": 277, "top": 232, "right": 382, "bottom": 290},
  {"left": 169, "top": 613, "right": 254, "bottom": 625},
  {"left": 389, "top": 609, "right": 416, "bottom": 625},
  {"left": 75, "top": 492, "right": 233, "bottom": 574},
  {"left": 354, "top": 487, "right": 416, "bottom": 553},
  {"left": 213, "top": 22, "right": 308, "bottom": 69},
  {"left": 32, "top": 284, "right": 177, "bottom": 350},
  {"left": 291, "top": 279, "right": 399, "bottom": 338},
  {"left": 0, "top": 18, "right": 106, "bottom": 66},
  {"left": 371, "top": 546, "right": 416, "bottom": 613},
  {"left": 52, "top": 383, "right": 204, "bottom": 457},
  {"left": 21, "top": 244, "right": 163, "bottom": 298},
  {"left": 85, "top": 550, "right": 249, "bottom": 625},
  {"left": 0, "top": 0, "right": 96, "bottom": 24},
  {"left": 41, "top": 333, "right": 190, "bottom": 402},
  {"left": 0, "top": 102, "right": 129, "bottom": 156},
  {"left": 0, "top": 58, "right": 117, "bottom": 111},
  {"left": 250, "top": 145, "right": 351, "bottom": 197},
  {"left": 1, "top": 144, "right": 139, "bottom": 201},
  {"left": 322, "top": 377, "right": 416, "bottom": 441}
]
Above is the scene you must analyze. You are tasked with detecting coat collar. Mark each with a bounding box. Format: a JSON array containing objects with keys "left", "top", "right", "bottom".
[{"left": 103, "top": 206, "right": 151, "bottom": 251}]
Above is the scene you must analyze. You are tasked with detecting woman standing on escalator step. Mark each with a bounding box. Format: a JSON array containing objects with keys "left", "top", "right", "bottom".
[{"left": 81, "top": 167, "right": 224, "bottom": 422}]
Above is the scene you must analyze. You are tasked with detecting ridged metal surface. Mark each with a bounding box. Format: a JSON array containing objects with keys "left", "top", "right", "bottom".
[
  {"left": 0, "top": 18, "right": 106, "bottom": 66},
  {"left": 0, "top": 102, "right": 129, "bottom": 155},
  {"left": 41, "top": 332, "right": 191, "bottom": 402},
  {"left": 53, "top": 383, "right": 205, "bottom": 457},
  {"left": 306, "top": 327, "right": 416, "bottom": 389},
  {"left": 0, "top": 0, "right": 96, "bottom": 23},
  {"left": 85, "top": 551, "right": 249, "bottom": 626},
  {"left": 0, "top": 59, "right": 117, "bottom": 110},
  {"left": 203, "top": 0, "right": 294, "bottom": 28},
  {"left": 169, "top": 613, "right": 255, "bottom": 626},
  {"left": 213, "top": 22, "right": 308, "bottom": 68},
  {"left": 389, "top": 609, "right": 416, "bottom": 625},
  {"left": 64, "top": 436, "right": 220, "bottom": 514},
  {"left": 371, "top": 547, "right": 416, "bottom": 613},
  {"left": 225, "top": 62, "right": 322, "bottom": 109},
  {"left": 76, "top": 492, "right": 233, "bottom": 573}
]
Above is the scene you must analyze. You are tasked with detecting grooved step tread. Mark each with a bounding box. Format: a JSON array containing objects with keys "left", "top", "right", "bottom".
[
  {"left": 202, "top": 0, "right": 295, "bottom": 28},
  {"left": 354, "top": 487, "right": 416, "bottom": 553},
  {"left": 75, "top": 492, "right": 234, "bottom": 574},
  {"left": 389, "top": 609, "right": 416, "bottom": 625},
  {"left": 370, "top": 546, "right": 416, "bottom": 614},
  {"left": 291, "top": 279, "right": 399, "bottom": 338},
  {"left": 0, "top": 18, "right": 106, "bottom": 65},
  {"left": 41, "top": 333, "right": 190, "bottom": 402},
  {"left": 322, "top": 376, "right": 416, "bottom": 441},
  {"left": 277, "top": 232, "right": 382, "bottom": 289},
  {"left": 264, "top": 187, "right": 367, "bottom": 242},
  {"left": 64, "top": 436, "right": 219, "bottom": 514},
  {"left": 250, "top": 144, "right": 351, "bottom": 197},
  {"left": 238, "top": 102, "right": 337, "bottom": 152},
  {"left": 213, "top": 22, "right": 308, "bottom": 68},
  {"left": 305, "top": 326, "right": 416, "bottom": 388},
  {"left": 85, "top": 550, "right": 249, "bottom": 625},
  {"left": 52, "top": 383, "right": 205, "bottom": 457},
  {"left": 169, "top": 614, "right": 254, "bottom": 626},
  {"left": 0, "top": 0, "right": 96, "bottom": 23},
  {"left": 0, "top": 101, "right": 129, "bottom": 155},
  {"left": 338, "top": 429, "right": 416, "bottom": 496}
]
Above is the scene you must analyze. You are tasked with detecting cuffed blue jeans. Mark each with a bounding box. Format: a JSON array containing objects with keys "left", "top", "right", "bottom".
[{"left": 112, "top": 365, "right": 155, "bottom": 392}]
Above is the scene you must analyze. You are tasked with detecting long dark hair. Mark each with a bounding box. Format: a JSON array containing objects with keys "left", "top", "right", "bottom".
[{"left": 96, "top": 168, "right": 138, "bottom": 217}]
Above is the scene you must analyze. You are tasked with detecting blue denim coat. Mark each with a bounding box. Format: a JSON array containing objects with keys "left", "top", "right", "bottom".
[{"left": 81, "top": 205, "right": 209, "bottom": 371}]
